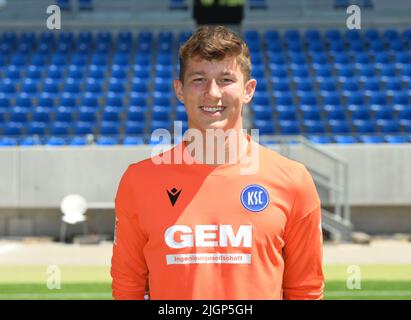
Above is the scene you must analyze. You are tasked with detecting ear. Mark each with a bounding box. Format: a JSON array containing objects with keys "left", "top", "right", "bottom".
[
  {"left": 173, "top": 79, "right": 185, "bottom": 104},
  {"left": 243, "top": 78, "right": 257, "bottom": 105}
]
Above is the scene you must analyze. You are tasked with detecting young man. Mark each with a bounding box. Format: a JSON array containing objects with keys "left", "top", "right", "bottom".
[{"left": 111, "top": 26, "right": 324, "bottom": 300}]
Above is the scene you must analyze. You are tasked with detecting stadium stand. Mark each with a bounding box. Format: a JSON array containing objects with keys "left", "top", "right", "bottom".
[{"left": 1, "top": 24, "right": 411, "bottom": 145}]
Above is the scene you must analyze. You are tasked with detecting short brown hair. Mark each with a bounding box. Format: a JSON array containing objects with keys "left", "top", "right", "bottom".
[{"left": 178, "top": 26, "right": 251, "bottom": 82}]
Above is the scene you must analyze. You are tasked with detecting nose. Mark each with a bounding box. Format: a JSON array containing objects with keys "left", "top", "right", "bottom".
[{"left": 205, "top": 79, "right": 222, "bottom": 100}]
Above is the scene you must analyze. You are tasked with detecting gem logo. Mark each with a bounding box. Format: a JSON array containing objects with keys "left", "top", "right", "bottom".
[{"left": 241, "top": 184, "right": 269, "bottom": 212}]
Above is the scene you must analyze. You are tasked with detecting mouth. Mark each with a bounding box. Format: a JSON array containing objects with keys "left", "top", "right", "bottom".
[{"left": 199, "top": 105, "right": 227, "bottom": 116}]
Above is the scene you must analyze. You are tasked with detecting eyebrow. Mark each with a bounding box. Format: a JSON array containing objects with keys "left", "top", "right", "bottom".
[{"left": 187, "top": 71, "right": 236, "bottom": 77}]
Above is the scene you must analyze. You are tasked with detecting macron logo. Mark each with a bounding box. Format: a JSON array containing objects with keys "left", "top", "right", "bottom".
[{"left": 164, "top": 225, "right": 252, "bottom": 249}]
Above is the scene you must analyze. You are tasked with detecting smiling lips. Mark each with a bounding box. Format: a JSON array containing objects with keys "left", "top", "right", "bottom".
[{"left": 200, "top": 106, "right": 226, "bottom": 116}]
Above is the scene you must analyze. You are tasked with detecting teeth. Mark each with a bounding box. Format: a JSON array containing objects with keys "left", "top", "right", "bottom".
[{"left": 201, "top": 106, "right": 225, "bottom": 112}]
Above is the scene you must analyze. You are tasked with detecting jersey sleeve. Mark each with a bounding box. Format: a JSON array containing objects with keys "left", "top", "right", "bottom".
[
  {"left": 110, "top": 165, "right": 149, "bottom": 300},
  {"left": 282, "top": 165, "right": 324, "bottom": 300}
]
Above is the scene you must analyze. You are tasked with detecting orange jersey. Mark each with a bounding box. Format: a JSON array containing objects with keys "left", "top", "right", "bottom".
[{"left": 111, "top": 138, "right": 324, "bottom": 300}]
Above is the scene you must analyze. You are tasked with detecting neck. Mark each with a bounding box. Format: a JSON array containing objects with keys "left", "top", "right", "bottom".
[{"left": 184, "top": 127, "right": 249, "bottom": 166}]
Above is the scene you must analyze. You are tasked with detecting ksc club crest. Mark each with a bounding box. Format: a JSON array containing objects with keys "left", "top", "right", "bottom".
[{"left": 240, "top": 184, "right": 270, "bottom": 212}]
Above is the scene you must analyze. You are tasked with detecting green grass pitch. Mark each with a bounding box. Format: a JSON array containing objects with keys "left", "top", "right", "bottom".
[{"left": 0, "top": 265, "right": 410, "bottom": 300}]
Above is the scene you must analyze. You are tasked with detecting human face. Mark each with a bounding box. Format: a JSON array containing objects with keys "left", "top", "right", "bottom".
[{"left": 174, "top": 56, "right": 256, "bottom": 134}]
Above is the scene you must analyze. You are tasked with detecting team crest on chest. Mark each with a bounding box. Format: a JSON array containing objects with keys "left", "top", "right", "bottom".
[{"left": 240, "top": 184, "right": 270, "bottom": 212}]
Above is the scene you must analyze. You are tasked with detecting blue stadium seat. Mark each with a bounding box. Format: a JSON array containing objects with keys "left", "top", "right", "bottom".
[
  {"left": 64, "top": 78, "right": 82, "bottom": 95},
  {"left": 325, "top": 108, "right": 346, "bottom": 120},
  {"left": 321, "top": 91, "right": 340, "bottom": 105},
  {"left": 377, "top": 119, "right": 400, "bottom": 133},
  {"left": 175, "top": 105, "right": 187, "bottom": 121},
  {"left": 123, "top": 136, "right": 145, "bottom": 146},
  {"left": 27, "top": 122, "right": 48, "bottom": 135},
  {"left": 108, "top": 78, "right": 126, "bottom": 93},
  {"left": 299, "top": 92, "right": 317, "bottom": 106},
  {"left": 384, "top": 79, "right": 403, "bottom": 97},
  {"left": 129, "top": 93, "right": 148, "bottom": 108},
  {"left": 254, "top": 120, "right": 275, "bottom": 134},
  {"left": 275, "top": 92, "right": 293, "bottom": 106},
  {"left": 328, "top": 120, "right": 350, "bottom": 134},
  {"left": 302, "top": 109, "right": 321, "bottom": 120},
  {"left": 394, "top": 52, "right": 411, "bottom": 66},
  {"left": 153, "top": 78, "right": 172, "bottom": 93},
  {"left": 363, "top": 78, "right": 381, "bottom": 97},
  {"left": 352, "top": 119, "right": 376, "bottom": 134},
  {"left": 100, "top": 121, "right": 120, "bottom": 135},
  {"left": 111, "top": 65, "right": 128, "bottom": 79},
  {"left": 21, "top": 79, "right": 39, "bottom": 96},
  {"left": 156, "top": 65, "right": 173, "bottom": 79},
  {"left": 10, "top": 107, "right": 30, "bottom": 123},
  {"left": 127, "top": 105, "right": 146, "bottom": 121},
  {"left": 125, "top": 121, "right": 145, "bottom": 135},
  {"left": 45, "top": 136, "right": 67, "bottom": 147},
  {"left": 0, "top": 79, "right": 16, "bottom": 96},
  {"left": 4, "top": 122, "right": 24, "bottom": 135},
  {"left": 96, "top": 136, "right": 118, "bottom": 146},
  {"left": 358, "top": 135, "right": 385, "bottom": 144},
  {"left": 0, "top": 95, "right": 10, "bottom": 108},
  {"left": 88, "top": 65, "right": 106, "bottom": 80},
  {"left": 73, "top": 121, "right": 95, "bottom": 135},
  {"left": 272, "top": 78, "right": 290, "bottom": 93},
  {"left": 43, "top": 79, "right": 61, "bottom": 98},
  {"left": 351, "top": 108, "right": 371, "bottom": 120},
  {"left": 313, "top": 66, "right": 332, "bottom": 79},
  {"left": 278, "top": 120, "right": 300, "bottom": 135},
  {"left": 369, "top": 92, "right": 388, "bottom": 108},
  {"left": 374, "top": 106, "right": 393, "bottom": 120},
  {"left": 307, "top": 135, "right": 332, "bottom": 144},
  {"left": 178, "top": 31, "right": 192, "bottom": 45},
  {"left": 32, "top": 107, "right": 51, "bottom": 123},
  {"left": 341, "top": 79, "right": 360, "bottom": 96},
  {"left": 5, "top": 66, "right": 22, "bottom": 81},
  {"left": 38, "top": 94, "right": 55, "bottom": 108},
  {"left": 152, "top": 106, "right": 170, "bottom": 121},
  {"left": 106, "top": 93, "right": 123, "bottom": 108},
  {"left": 333, "top": 135, "right": 358, "bottom": 144},
  {"left": 398, "top": 109, "right": 411, "bottom": 121},
  {"left": 0, "top": 137, "right": 18, "bottom": 146},
  {"left": 59, "top": 93, "right": 78, "bottom": 109},
  {"left": 353, "top": 52, "right": 371, "bottom": 65},
  {"left": 20, "top": 136, "right": 42, "bottom": 146},
  {"left": 269, "top": 65, "right": 288, "bottom": 78},
  {"left": 133, "top": 65, "right": 151, "bottom": 79},
  {"left": 69, "top": 136, "right": 88, "bottom": 146},
  {"left": 253, "top": 106, "right": 273, "bottom": 120},
  {"left": 26, "top": 66, "right": 43, "bottom": 80},
  {"left": 150, "top": 120, "right": 171, "bottom": 132},
  {"left": 55, "top": 106, "right": 74, "bottom": 123},
  {"left": 102, "top": 107, "right": 121, "bottom": 122},
  {"left": 295, "top": 79, "right": 313, "bottom": 93},
  {"left": 302, "top": 120, "right": 325, "bottom": 134},
  {"left": 51, "top": 122, "right": 71, "bottom": 135},
  {"left": 78, "top": 107, "right": 97, "bottom": 123},
  {"left": 85, "top": 78, "right": 103, "bottom": 94},
  {"left": 384, "top": 135, "right": 409, "bottom": 144},
  {"left": 268, "top": 53, "right": 285, "bottom": 65}
]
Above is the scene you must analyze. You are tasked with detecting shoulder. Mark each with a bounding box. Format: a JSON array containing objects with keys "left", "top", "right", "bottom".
[
  {"left": 258, "top": 143, "right": 308, "bottom": 178},
  {"left": 122, "top": 145, "right": 177, "bottom": 178}
]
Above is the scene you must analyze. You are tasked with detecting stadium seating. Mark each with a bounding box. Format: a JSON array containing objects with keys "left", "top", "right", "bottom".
[{"left": 0, "top": 28, "right": 410, "bottom": 146}]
